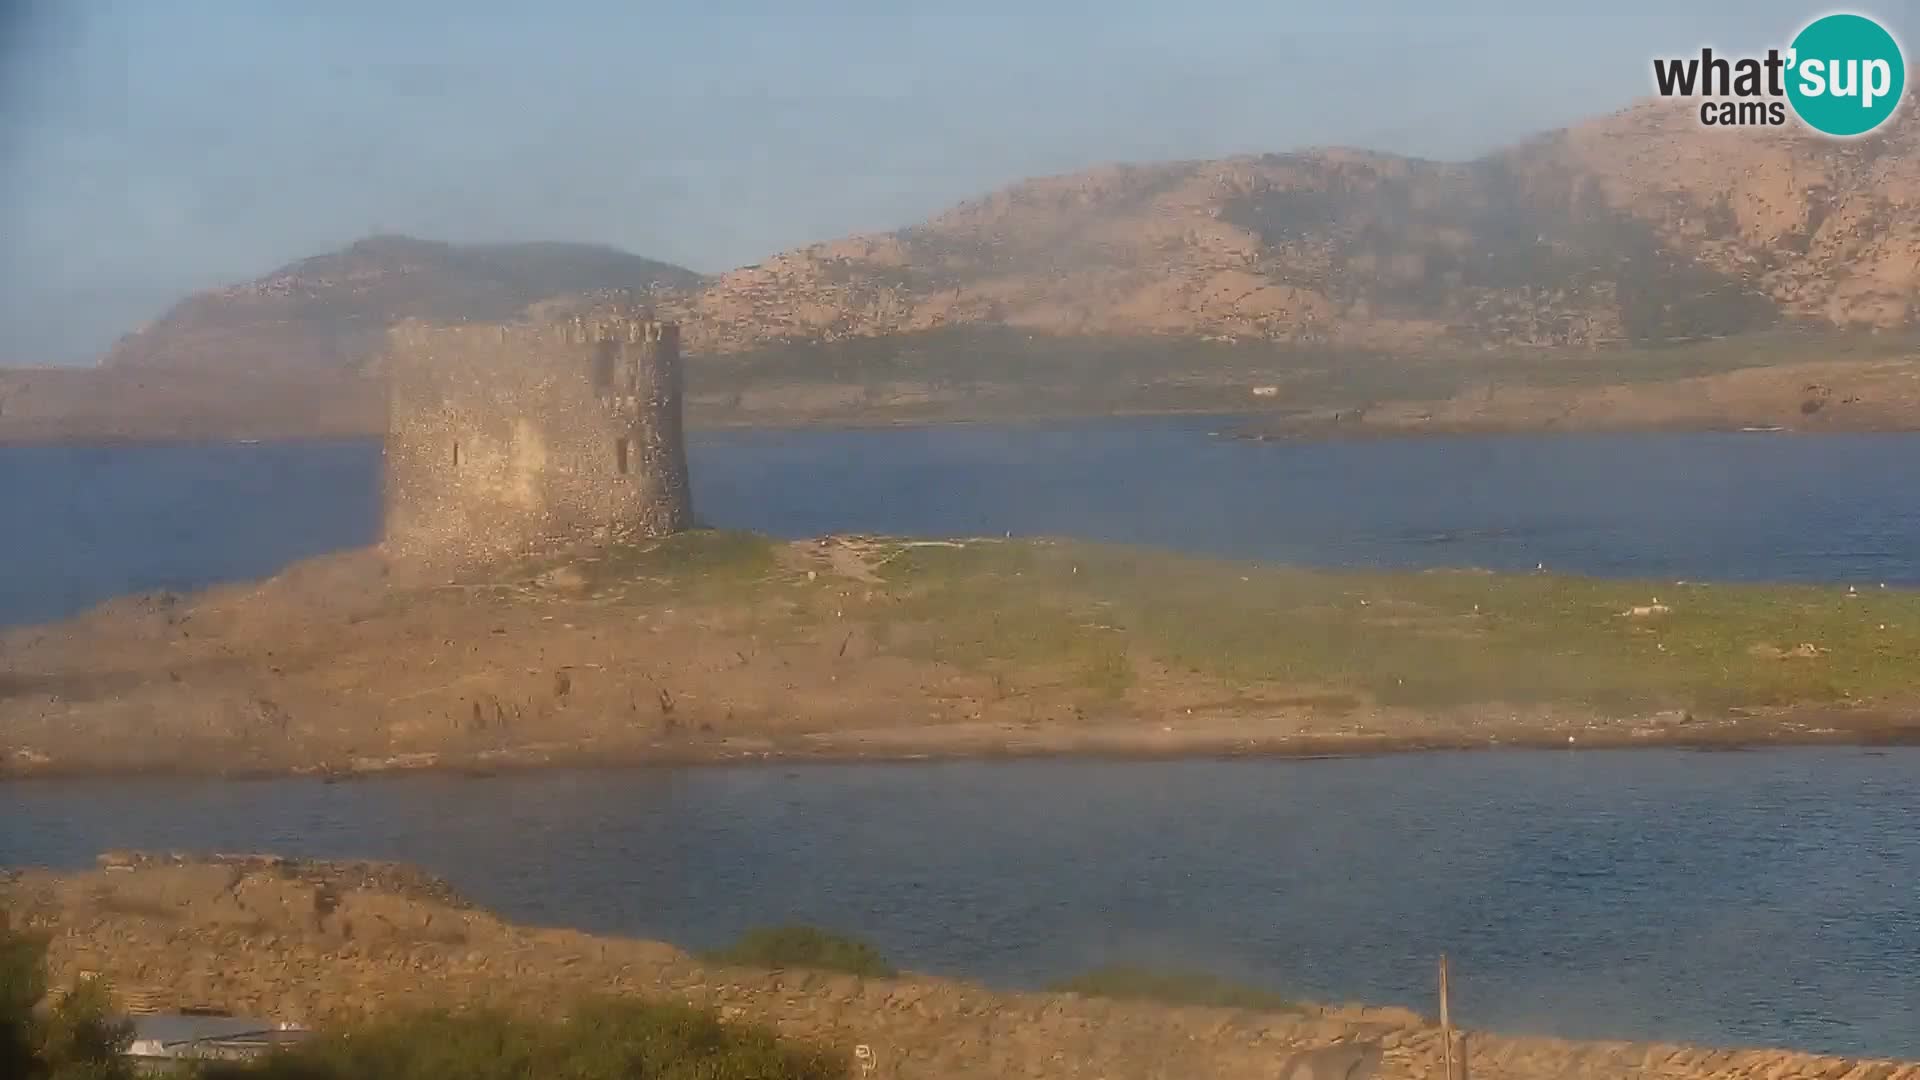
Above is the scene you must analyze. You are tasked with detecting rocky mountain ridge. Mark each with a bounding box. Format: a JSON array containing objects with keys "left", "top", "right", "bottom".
[
  {"left": 80, "top": 99, "right": 1920, "bottom": 375},
  {"left": 100, "top": 235, "right": 702, "bottom": 374},
  {"left": 682, "top": 100, "right": 1920, "bottom": 354}
]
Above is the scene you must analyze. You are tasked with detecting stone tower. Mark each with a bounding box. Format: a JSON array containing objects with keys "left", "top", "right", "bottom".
[{"left": 382, "top": 312, "right": 692, "bottom": 573}]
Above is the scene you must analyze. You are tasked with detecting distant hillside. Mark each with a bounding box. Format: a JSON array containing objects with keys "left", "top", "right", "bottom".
[
  {"left": 91, "top": 100, "right": 1920, "bottom": 375},
  {"left": 102, "top": 235, "right": 703, "bottom": 373},
  {"left": 685, "top": 100, "right": 1920, "bottom": 354}
]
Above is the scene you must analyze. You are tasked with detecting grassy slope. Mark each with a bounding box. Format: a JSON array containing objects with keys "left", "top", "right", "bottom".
[
  {"left": 589, "top": 531, "right": 1920, "bottom": 718},
  {"left": 899, "top": 540, "right": 1920, "bottom": 713}
]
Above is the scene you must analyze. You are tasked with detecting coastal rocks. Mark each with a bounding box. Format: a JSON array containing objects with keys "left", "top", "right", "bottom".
[
  {"left": 89, "top": 852, "right": 470, "bottom": 910},
  {"left": 536, "top": 565, "right": 590, "bottom": 593},
  {"left": 1621, "top": 600, "right": 1673, "bottom": 618},
  {"left": 1748, "top": 642, "right": 1829, "bottom": 660}
]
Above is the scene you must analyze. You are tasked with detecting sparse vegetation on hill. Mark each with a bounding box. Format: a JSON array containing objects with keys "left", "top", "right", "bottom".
[{"left": 686, "top": 101, "right": 1920, "bottom": 356}]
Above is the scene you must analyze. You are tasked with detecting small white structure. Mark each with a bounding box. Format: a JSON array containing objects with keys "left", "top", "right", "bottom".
[{"left": 126, "top": 1013, "right": 311, "bottom": 1070}]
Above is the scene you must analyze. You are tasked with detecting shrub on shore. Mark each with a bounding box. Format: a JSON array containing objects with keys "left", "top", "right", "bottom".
[
  {"left": 4, "top": 922, "right": 839, "bottom": 1080},
  {"left": 199, "top": 1000, "right": 843, "bottom": 1080},
  {"left": 1, "top": 922, "right": 135, "bottom": 1080},
  {"left": 1049, "top": 964, "right": 1304, "bottom": 1012},
  {"left": 703, "top": 925, "right": 897, "bottom": 978}
]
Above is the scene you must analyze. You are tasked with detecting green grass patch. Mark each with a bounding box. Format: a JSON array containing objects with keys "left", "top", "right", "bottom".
[
  {"left": 510, "top": 529, "right": 1920, "bottom": 717},
  {"left": 1049, "top": 965, "right": 1304, "bottom": 1012},
  {"left": 514, "top": 528, "right": 783, "bottom": 604},
  {"left": 201, "top": 1000, "right": 841, "bottom": 1080},
  {"left": 872, "top": 541, "right": 1140, "bottom": 703},
  {"left": 588, "top": 528, "right": 778, "bottom": 586},
  {"left": 702, "top": 925, "right": 897, "bottom": 978},
  {"left": 872, "top": 537, "right": 1920, "bottom": 715}
]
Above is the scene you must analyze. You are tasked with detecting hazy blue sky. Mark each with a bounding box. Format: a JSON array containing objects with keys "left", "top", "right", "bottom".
[{"left": 0, "top": 2, "right": 1907, "bottom": 363}]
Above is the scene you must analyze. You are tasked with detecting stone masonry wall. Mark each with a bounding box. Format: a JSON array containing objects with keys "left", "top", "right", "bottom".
[{"left": 383, "top": 315, "right": 691, "bottom": 574}]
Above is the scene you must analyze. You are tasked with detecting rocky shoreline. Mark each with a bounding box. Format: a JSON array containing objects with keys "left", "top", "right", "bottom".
[
  {"left": 1228, "top": 359, "right": 1920, "bottom": 442},
  {"left": 5, "top": 853, "right": 1916, "bottom": 1080},
  {"left": 7, "top": 715, "right": 1920, "bottom": 783}
]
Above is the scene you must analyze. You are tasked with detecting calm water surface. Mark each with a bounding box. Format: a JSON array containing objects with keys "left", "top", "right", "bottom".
[
  {"left": 5, "top": 420, "right": 1920, "bottom": 624},
  {"left": 3, "top": 751, "right": 1916, "bottom": 1057}
]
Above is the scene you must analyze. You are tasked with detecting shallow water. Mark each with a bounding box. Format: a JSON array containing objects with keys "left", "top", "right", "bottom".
[
  {"left": 5, "top": 749, "right": 1917, "bottom": 1057},
  {"left": 6, "top": 421, "right": 1920, "bottom": 625}
]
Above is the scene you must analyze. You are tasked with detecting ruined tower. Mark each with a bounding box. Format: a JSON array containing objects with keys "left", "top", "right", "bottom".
[{"left": 382, "top": 312, "right": 692, "bottom": 572}]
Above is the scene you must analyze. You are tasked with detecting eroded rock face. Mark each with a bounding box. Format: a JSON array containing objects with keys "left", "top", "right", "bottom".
[{"left": 6, "top": 856, "right": 1915, "bottom": 1080}]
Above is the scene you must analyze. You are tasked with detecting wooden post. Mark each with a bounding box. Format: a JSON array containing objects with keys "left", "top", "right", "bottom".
[{"left": 1438, "top": 954, "right": 1455, "bottom": 1080}]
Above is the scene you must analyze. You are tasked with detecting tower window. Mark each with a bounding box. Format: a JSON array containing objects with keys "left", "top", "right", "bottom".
[
  {"left": 452, "top": 441, "right": 461, "bottom": 468},
  {"left": 591, "top": 340, "right": 617, "bottom": 395},
  {"left": 615, "top": 437, "right": 630, "bottom": 475}
]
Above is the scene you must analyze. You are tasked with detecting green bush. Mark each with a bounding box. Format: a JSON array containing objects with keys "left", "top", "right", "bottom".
[
  {"left": 200, "top": 1000, "right": 842, "bottom": 1080},
  {"left": 1, "top": 922, "right": 46, "bottom": 1080},
  {"left": 3, "top": 918, "right": 839, "bottom": 1080},
  {"left": 1049, "top": 965, "right": 1304, "bottom": 1012},
  {"left": 0, "top": 921, "right": 134, "bottom": 1080},
  {"left": 38, "top": 979, "right": 134, "bottom": 1080},
  {"left": 703, "top": 925, "right": 897, "bottom": 978}
]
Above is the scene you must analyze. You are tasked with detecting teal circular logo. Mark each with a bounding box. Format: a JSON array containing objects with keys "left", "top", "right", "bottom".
[{"left": 1787, "top": 13, "right": 1906, "bottom": 136}]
